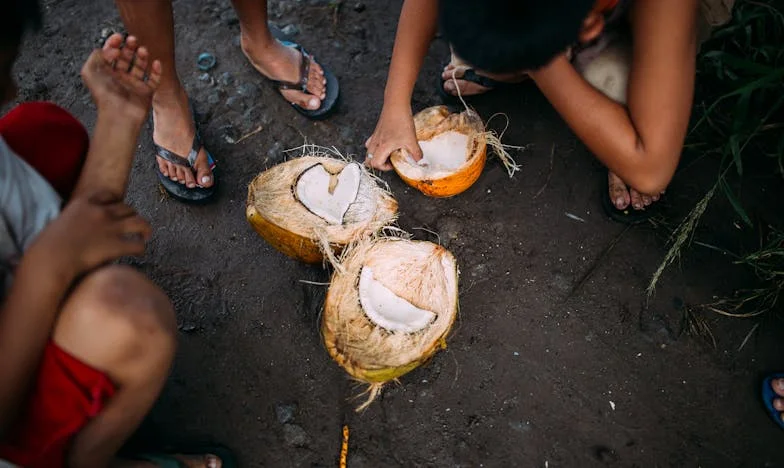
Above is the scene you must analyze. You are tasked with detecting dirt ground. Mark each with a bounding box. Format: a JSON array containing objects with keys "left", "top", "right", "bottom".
[{"left": 9, "top": 0, "right": 784, "bottom": 466}]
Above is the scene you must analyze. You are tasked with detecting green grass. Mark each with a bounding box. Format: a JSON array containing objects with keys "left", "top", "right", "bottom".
[{"left": 649, "top": 0, "right": 784, "bottom": 319}]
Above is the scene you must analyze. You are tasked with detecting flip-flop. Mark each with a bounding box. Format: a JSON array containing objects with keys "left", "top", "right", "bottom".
[
  {"left": 153, "top": 104, "right": 217, "bottom": 204},
  {"left": 761, "top": 373, "right": 784, "bottom": 430},
  {"left": 133, "top": 444, "right": 237, "bottom": 468},
  {"left": 437, "top": 66, "right": 527, "bottom": 104},
  {"left": 600, "top": 171, "right": 659, "bottom": 224},
  {"left": 262, "top": 33, "right": 339, "bottom": 120}
]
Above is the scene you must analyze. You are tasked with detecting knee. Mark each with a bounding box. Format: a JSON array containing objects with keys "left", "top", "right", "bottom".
[{"left": 54, "top": 265, "right": 177, "bottom": 373}]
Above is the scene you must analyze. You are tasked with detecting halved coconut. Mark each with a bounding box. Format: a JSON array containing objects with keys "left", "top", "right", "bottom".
[
  {"left": 246, "top": 156, "right": 398, "bottom": 263},
  {"left": 390, "top": 106, "right": 487, "bottom": 198},
  {"left": 322, "top": 237, "right": 459, "bottom": 409}
]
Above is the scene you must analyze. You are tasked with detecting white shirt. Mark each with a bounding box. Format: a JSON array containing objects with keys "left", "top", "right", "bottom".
[{"left": 0, "top": 136, "right": 62, "bottom": 294}]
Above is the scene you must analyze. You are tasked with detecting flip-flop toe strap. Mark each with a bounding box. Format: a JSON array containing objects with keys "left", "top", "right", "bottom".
[
  {"left": 155, "top": 132, "right": 203, "bottom": 169},
  {"left": 270, "top": 43, "right": 312, "bottom": 94}
]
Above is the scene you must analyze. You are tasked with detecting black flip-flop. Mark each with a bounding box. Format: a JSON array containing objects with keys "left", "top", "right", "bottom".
[
  {"left": 437, "top": 66, "right": 524, "bottom": 104},
  {"left": 264, "top": 37, "right": 339, "bottom": 120},
  {"left": 153, "top": 104, "right": 217, "bottom": 204},
  {"left": 600, "top": 171, "right": 659, "bottom": 224}
]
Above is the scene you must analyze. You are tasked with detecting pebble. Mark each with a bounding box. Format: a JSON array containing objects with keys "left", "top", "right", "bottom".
[
  {"left": 206, "top": 92, "right": 222, "bottom": 106},
  {"left": 282, "top": 423, "right": 310, "bottom": 447},
  {"left": 275, "top": 402, "right": 297, "bottom": 424},
  {"left": 354, "top": 2, "right": 366, "bottom": 12},
  {"left": 226, "top": 96, "right": 247, "bottom": 113},
  {"left": 217, "top": 72, "right": 234, "bottom": 87},
  {"left": 236, "top": 83, "right": 260, "bottom": 100},
  {"left": 281, "top": 24, "right": 299, "bottom": 36},
  {"left": 267, "top": 142, "right": 283, "bottom": 161},
  {"left": 221, "top": 125, "right": 239, "bottom": 144}
]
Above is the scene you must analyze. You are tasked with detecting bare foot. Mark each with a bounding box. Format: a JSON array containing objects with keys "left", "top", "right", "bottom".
[
  {"left": 772, "top": 378, "right": 784, "bottom": 424},
  {"left": 241, "top": 35, "right": 327, "bottom": 110},
  {"left": 607, "top": 171, "right": 662, "bottom": 211}
]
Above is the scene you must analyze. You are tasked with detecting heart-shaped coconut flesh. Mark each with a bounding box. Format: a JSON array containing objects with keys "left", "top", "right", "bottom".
[
  {"left": 358, "top": 266, "right": 436, "bottom": 333},
  {"left": 295, "top": 162, "right": 362, "bottom": 225}
]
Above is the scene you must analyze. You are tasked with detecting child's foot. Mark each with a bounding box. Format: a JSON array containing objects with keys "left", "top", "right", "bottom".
[
  {"left": 240, "top": 34, "right": 327, "bottom": 110},
  {"left": 608, "top": 171, "right": 661, "bottom": 211},
  {"left": 81, "top": 33, "right": 162, "bottom": 123},
  {"left": 767, "top": 377, "right": 784, "bottom": 425},
  {"left": 441, "top": 63, "right": 529, "bottom": 96}
]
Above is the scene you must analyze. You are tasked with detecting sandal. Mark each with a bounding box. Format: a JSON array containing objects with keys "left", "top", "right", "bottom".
[
  {"left": 263, "top": 35, "right": 339, "bottom": 120},
  {"left": 133, "top": 444, "right": 237, "bottom": 468},
  {"left": 761, "top": 373, "right": 784, "bottom": 430},
  {"left": 437, "top": 64, "right": 530, "bottom": 104},
  {"left": 153, "top": 104, "right": 217, "bottom": 204}
]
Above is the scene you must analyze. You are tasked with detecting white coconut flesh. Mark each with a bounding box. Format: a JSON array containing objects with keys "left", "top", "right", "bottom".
[
  {"left": 295, "top": 162, "right": 362, "bottom": 225},
  {"left": 406, "top": 131, "right": 470, "bottom": 173},
  {"left": 358, "top": 266, "right": 436, "bottom": 333}
]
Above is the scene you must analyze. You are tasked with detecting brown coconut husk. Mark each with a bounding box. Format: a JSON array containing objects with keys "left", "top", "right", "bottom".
[
  {"left": 246, "top": 150, "right": 398, "bottom": 264},
  {"left": 321, "top": 236, "right": 459, "bottom": 410}
]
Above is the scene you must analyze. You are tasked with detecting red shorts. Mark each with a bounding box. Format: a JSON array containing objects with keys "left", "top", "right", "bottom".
[{"left": 0, "top": 102, "right": 116, "bottom": 468}]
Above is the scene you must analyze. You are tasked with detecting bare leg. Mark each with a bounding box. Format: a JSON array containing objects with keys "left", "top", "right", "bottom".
[
  {"left": 114, "top": 0, "right": 214, "bottom": 189},
  {"left": 55, "top": 266, "right": 223, "bottom": 468},
  {"left": 231, "top": 0, "right": 327, "bottom": 110}
]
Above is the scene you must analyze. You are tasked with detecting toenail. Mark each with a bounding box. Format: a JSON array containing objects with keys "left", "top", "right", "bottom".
[
  {"left": 201, "top": 176, "right": 211, "bottom": 184},
  {"left": 614, "top": 198, "right": 624, "bottom": 208},
  {"left": 633, "top": 203, "right": 642, "bottom": 209},
  {"left": 775, "top": 379, "right": 784, "bottom": 391},
  {"left": 308, "top": 98, "right": 319, "bottom": 108}
]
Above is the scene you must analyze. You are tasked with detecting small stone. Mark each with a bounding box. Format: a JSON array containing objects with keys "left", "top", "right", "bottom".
[
  {"left": 282, "top": 424, "right": 310, "bottom": 447},
  {"left": 275, "top": 403, "right": 297, "bottom": 424},
  {"left": 236, "top": 83, "right": 260, "bottom": 100},
  {"left": 226, "top": 95, "right": 247, "bottom": 113},
  {"left": 281, "top": 24, "right": 299, "bottom": 36},
  {"left": 207, "top": 92, "right": 222, "bottom": 106},
  {"left": 178, "top": 321, "right": 198, "bottom": 333},
  {"left": 353, "top": 2, "right": 366, "bottom": 12},
  {"left": 217, "top": 72, "right": 234, "bottom": 87},
  {"left": 221, "top": 125, "right": 239, "bottom": 144},
  {"left": 220, "top": 9, "right": 239, "bottom": 26},
  {"left": 267, "top": 142, "right": 283, "bottom": 161}
]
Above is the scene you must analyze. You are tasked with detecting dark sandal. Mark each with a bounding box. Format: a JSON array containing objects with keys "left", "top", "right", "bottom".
[
  {"left": 600, "top": 171, "right": 659, "bottom": 224},
  {"left": 133, "top": 444, "right": 237, "bottom": 468},
  {"left": 761, "top": 374, "right": 784, "bottom": 430},
  {"left": 153, "top": 105, "right": 217, "bottom": 204},
  {"left": 437, "top": 66, "right": 527, "bottom": 103},
  {"left": 264, "top": 39, "right": 339, "bottom": 120}
]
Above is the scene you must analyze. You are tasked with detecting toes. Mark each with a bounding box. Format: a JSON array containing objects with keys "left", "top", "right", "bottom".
[
  {"left": 641, "top": 193, "right": 653, "bottom": 207},
  {"left": 156, "top": 157, "right": 170, "bottom": 177},
  {"left": 629, "top": 188, "right": 644, "bottom": 210},
  {"left": 195, "top": 149, "right": 214, "bottom": 188},
  {"left": 774, "top": 398, "right": 784, "bottom": 412},
  {"left": 181, "top": 163, "right": 197, "bottom": 188},
  {"left": 607, "top": 172, "right": 630, "bottom": 210},
  {"left": 773, "top": 378, "right": 784, "bottom": 397}
]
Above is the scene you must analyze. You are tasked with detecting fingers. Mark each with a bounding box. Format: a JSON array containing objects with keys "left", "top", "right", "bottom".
[{"left": 406, "top": 142, "right": 423, "bottom": 161}]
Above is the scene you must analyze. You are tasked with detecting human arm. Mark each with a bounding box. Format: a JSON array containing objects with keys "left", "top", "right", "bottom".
[
  {"left": 365, "top": 0, "right": 439, "bottom": 170},
  {"left": 72, "top": 34, "right": 162, "bottom": 200},
  {"left": 0, "top": 195, "right": 150, "bottom": 436},
  {"left": 530, "top": 0, "right": 699, "bottom": 195}
]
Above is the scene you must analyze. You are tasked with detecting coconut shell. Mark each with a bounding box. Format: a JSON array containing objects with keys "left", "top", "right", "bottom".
[
  {"left": 322, "top": 238, "right": 459, "bottom": 388},
  {"left": 246, "top": 156, "right": 398, "bottom": 264},
  {"left": 391, "top": 106, "right": 487, "bottom": 198}
]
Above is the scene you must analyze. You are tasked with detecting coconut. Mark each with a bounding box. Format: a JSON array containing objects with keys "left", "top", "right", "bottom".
[
  {"left": 322, "top": 237, "right": 459, "bottom": 410},
  {"left": 390, "top": 106, "right": 488, "bottom": 198},
  {"left": 246, "top": 154, "right": 398, "bottom": 264}
]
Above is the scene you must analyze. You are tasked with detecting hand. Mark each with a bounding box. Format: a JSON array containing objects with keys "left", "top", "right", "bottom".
[
  {"left": 27, "top": 192, "right": 151, "bottom": 280},
  {"left": 80, "top": 33, "right": 162, "bottom": 122},
  {"left": 364, "top": 104, "right": 423, "bottom": 171}
]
